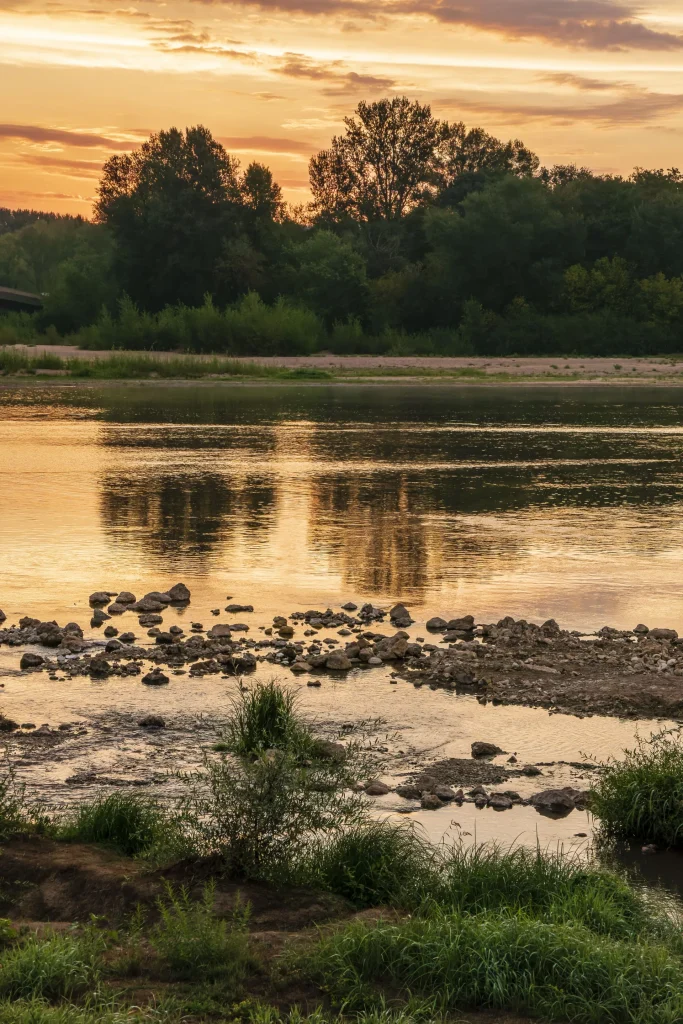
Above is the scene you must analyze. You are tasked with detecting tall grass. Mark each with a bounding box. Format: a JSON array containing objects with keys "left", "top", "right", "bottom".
[
  {"left": 0, "top": 930, "right": 104, "bottom": 1001},
  {"left": 592, "top": 733, "right": 683, "bottom": 848},
  {"left": 301, "top": 913, "right": 683, "bottom": 1023},
  {"left": 149, "top": 881, "right": 252, "bottom": 983},
  {"left": 58, "top": 793, "right": 178, "bottom": 858},
  {"left": 224, "top": 681, "right": 312, "bottom": 758}
]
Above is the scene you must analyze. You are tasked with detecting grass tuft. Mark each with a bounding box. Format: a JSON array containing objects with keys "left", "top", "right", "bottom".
[
  {"left": 0, "top": 930, "right": 104, "bottom": 1001},
  {"left": 58, "top": 793, "right": 177, "bottom": 858}
]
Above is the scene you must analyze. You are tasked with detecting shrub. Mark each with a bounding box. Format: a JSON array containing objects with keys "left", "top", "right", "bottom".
[
  {"left": 149, "top": 880, "right": 251, "bottom": 983},
  {"left": 302, "top": 913, "right": 683, "bottom": 1022},
  {"left": 0, "top": 930, "right": 104, "bottom": 1001},
  {"left": 224, "top": 681, "right": 311, "bottom": 758},
  {"left": 310, "top": 821, "right": 433, "bottom": 908},
  {"left": 59, "top": 793, "right": 177, "bottom": 858},
  {"left": 592, "top": 733, "right": 683, "bottom": 848}
]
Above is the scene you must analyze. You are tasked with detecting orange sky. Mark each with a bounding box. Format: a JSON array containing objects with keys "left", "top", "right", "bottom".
[{"left": 2, "top": 0, "right": 683, "bottom": 214}]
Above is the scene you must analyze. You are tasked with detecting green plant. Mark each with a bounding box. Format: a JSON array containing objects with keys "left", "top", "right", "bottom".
[
  {"left": 223, "top": 681, "right": 312, "bottom": 758},
  {"left": 59, "top": 793, "right": 178, "bottom": 858},
  {"left": 0, "top": 930, "right": 104, "bottom": 1001},
  {"left": 592, "top": 732, "right": 683, "bottom": 848},
  {"left": 309, "top": 821, "right": 434, "bottom": 908},
  {"left": 301, "top": 913, "right": 683, "bottom": 1023},
  {"left": 149, "top": 880, "right": 251, "bottom": 983}
]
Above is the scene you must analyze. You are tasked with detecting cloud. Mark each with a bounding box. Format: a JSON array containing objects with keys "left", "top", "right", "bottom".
[
  {"left": 275, "top": 53, "right": 396, "bottom": 92},
  {"left": 219, "top": 134, "right": 316, "bottom": 154},
  {"left": 540, "top": 72, "right": 625, "bottom": 91},
  {"left": 0, "top": 124, "right": 138, "bottom": 150},
  {"left": 12, "top": 153, "right": 104, "bottom": 178},
  {"left": 197, "top": 0, "right": 683, "bottom": 51},
  {"left": 438, "top": 84, "right": 683, "bottom": 127}
]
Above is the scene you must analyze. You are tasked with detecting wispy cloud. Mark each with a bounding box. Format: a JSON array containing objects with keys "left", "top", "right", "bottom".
[{"left": 0, "top": 123, "right": 140, "bottom": 149}]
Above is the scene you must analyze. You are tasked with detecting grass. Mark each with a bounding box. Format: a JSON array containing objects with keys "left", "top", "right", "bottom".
[
  {"left": 58, "top": 793, "right": 180, "bottom": 859},
  {"left": 300, "top": 912, "right": 683, "bottom": 1023},
  {"left": 0, "top": 930, "right": 105, "bottom": 1001},
  {"left": 223, "top": 681, "right": 312, "bottom": 759},
  {"left": 149, "top": 881, "right": 252, "bottom": 983},
  {"left": 592, "top": 732, "right": 683, "bottom": 848}
]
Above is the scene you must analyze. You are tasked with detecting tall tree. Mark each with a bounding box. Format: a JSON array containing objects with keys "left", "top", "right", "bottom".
[
  {"left": 95, "top": 126, "right": 244, "bottom": 309},
  {"left": 309, "top": 97, "right": 443, "bottom": 222}
]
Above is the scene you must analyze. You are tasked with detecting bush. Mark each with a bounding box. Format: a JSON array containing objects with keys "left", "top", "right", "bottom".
[
  {"left": 149, "top": 880, "right": 251, "bottom": 983},
  {"left": 0, "top": 930, "right": 104, "bottom": 1001},
  {"left": 302, "top": 913, "right": 683, "bottom": 1022},
  {"left": 59, "top": 793, "right": 177, "bottom": 858},
  {"left": 310, "top": 821, "right": 433, "bottom": 908},
  {"left": 592, "top": 733, "right": 683, "bottom": 848},
  {"left": 224, "top": 681, "right": 312, "bottom": 759}
]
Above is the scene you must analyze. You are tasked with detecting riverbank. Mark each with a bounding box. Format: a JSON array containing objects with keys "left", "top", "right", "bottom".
[{"left": 5, "top": 346, "right": 683, "bottom": 384}]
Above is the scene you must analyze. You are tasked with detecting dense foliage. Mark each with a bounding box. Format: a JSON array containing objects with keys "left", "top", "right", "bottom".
[{"left": 3, "top": 98, "right": 683, "bottom": 355}]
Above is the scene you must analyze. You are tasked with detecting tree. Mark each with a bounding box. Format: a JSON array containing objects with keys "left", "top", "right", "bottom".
[
  {"left": 95, "top": 126, "right": 245, "bottom": 310},
  {"left": 241, "top": 162, "right": 284, "bottom": 220},
  {"left": 309, "top": 97, "right": 443, "bottom": 222},
  {"left": 436, "top": 123, "right": 538, "bottom": 184},
  {"left": 279, "top": 230, "right": 368, "bottom": 326}
]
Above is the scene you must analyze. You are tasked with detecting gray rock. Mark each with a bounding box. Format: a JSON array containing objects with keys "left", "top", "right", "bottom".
[
  {"left": 225, "top": 604, "right": 253, "bottom": 613},
  {"left": 529, "top": 788, "right": 578, "bottom": 816},
  {"left": 434, "top": 784, "right": 457, "bottom": 802},
  {"left": 649, "top": 628, "right": 678, "bottom": 641},
  {"left": 365, "top": 781, "right": 390, "bottom": 795},
  {"left": 633, "top": 623, "right": 649, "bottom": 634},
  {"left": 116, "top": 592, "right": 136, "bottom": 605},
  {"left": 119, "top": 632, "right": 136, "bottom": 643},
  {"left": 390, "top": 603, "right": 413, "bottom": 627},
  {"left": 107, "top": 602, "right": 128, "bottom": 615},
  {"left": 91, "top": 609, "right": 111, "bottom": 626},
  {"left": 367, "top": 656, "right": 382, "bottom": 666},
  {"left": 0, "top": 609, "right": 6, "bottom": 624},
  {"left": 488, "top": 793, "right": 513, "bottom": 810},
  {"left": 342, "top": 602, "right": 358, "bottom": 611},
  {"left": 447, "top": 615, "right": 475, "bottom": 631},
  {"left": 326, "top": 651, "right": 352, "bottom": 671},
  {"left": 208, "top": 624, "right": 232, "bottom": 638},
  {"left": 421, "top": 792, "right": 442, "bottom": 810},
  {"left": 471, "top": 741, "right": 503, "bottom": 758},
  {"left": 144, "top": 591, "right": 172, "bottom": 604},
  {"left": 104, "top": 625, "right": 119, "bottom": 638},
  {"left": 426, "top": 616, "right": 448, "bottom": 631},
  {"left": 169, "top": 582, "right": 191, "bottom": 602},
  {"left": 139, "top": 613, "right": 164, "bottom": 626},
  {"left": 133, "top": 597, "right": 164, "bottom": 613},
  {"left": 89, "top": 591, "right": 111, "bottom": 605},
  {"left": 396, "top": 784, "right": 422, "bottom": 800},
  {"left": 142, "top": 668, "right": 170, "bottom": 686},
  {"left": 313, "top": 739, "right": 346, "bottom": 761},
  {"left": 139, "top": 714, "right": 165, "bottom": 728}
]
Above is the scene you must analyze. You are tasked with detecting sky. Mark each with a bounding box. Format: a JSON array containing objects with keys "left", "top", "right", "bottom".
[{"left": 2, "top": 0, "right": 683, "bottom": 215}]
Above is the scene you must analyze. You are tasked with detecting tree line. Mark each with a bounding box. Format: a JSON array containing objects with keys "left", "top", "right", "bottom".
[{"left": 2, "top": 97, "right": 683, "bottom": 356}]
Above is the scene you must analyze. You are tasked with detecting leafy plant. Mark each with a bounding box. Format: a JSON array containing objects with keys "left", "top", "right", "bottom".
[
  {"left": 0, "top": 929, "right": 105, "bottom": 1000},
  {"left": 59, "top": 793, "right": 179, "bottom": 858}
]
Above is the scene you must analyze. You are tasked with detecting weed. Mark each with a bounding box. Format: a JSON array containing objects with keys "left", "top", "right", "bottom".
[
  {"left": 0, "top": 929, "right": 104, "bottom": 1001},
  {"left": 149, "top": 881, "right": 252, "bottom": 984},
  {"left": 223, "top": 681, "right": 311, "bottom": 759},
  {"left": 301, "top": 913, "right": 683, "bottom": 1022},
  {"left": 59, "top": 793, "right": 181, "bottom": 859},
  {"left": 592, "top": 732, "right": 683, "bottom": 848}
]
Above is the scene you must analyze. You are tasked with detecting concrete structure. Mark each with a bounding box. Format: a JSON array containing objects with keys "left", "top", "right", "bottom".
[{"left": 0, "top": 287, "right": 43, "bottom": 312}]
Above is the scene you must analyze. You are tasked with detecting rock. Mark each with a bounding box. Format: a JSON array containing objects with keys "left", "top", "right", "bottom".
[
  {"left": 447, "top": 615, "right": 475, "bottom": 631},
  {"left": 434, "top": 784, "right": 457, "bottom": 802},
  {"left": 279, "top": 625, "right": 295, "bottom": 638},
  {"left": 107, "top": 602, "right": 128, "bottom": 615},
  {"left": 225, "top": 604, "right": 253, "bottom": 613},
  {"left": 488, "top": 793, "right": 513, "bottom": 810},
  {"left": 649, "top": 628, "right": 678, "bottom": 641},
  {"left": 413, "top": 773, "right": 439, "bottom": 792},
  {"left": 144, "top": 591, "right": 172, "bottom": 604},
  {"left": 0, "top": 718, "right": 19, "bottom": 732},
  {"left": 365, "top": 781, "right": 390, "bottom": 795},
  {"left": 0, "top": 609, "right": 6, "bottom": 624},
  {"left": 290, "top": 661, "right": 310, "bottom": 673},
  {"left": 89, "top": 658, "right": 111, "bottom": 677},
  {"left": 396, "top": 784, "right": 422, "bottom": 800},
  {"left": 104, "top": 625, "right": 118, "bottom": 637},
  {"left": 132, "top": 597, "right": 164, "bottom": 613},
  {"left": 139, "top": 614, "right": 163, "bottom": 626},
  {"left": 342, "top": 602, "right": 358, "bottom": 611},
  {"left": 471, "top": 741, "right": 503, "bottom": 758},
  {"left": 521, "top": 765, "right": 542, "bottom": 777},
  {"left": 89, "top": 591, "right": 111, "bottom": 605},
  {"left": 529, "top": 788, "right": 577, "bottom": 816},
  {"left": 168, "top": 582, "right": 191, "bottom": 603},
  {"left": 155, "top": 632, "right": 174, "bottom": 645},
  {"left": 426, "top": 616, "right": 448, "bottom": 631},
  {"left": 641, "top": 844, "right": 658, "bottom": 855},
  {"left": 633, "top": 624, "right": 649, "bottom": 634},
  {"left": 119, "top": 632, "right": 136, "bottom": 643},
  {"left": 139, "top": 715, "right": 165, "bottom": 728},
  {"left": 20, "top": 652, "right": 44, "bottom": 670},
  {"left": 142, "top": 668, "right": 170, "bottom": 686},
  {"left": 326, "top": 651, "right": 352, "bottom": 671},
  {"left": 421, "top": 793, "right": 442, "bottom": 810},
  {"left": 313, "top": 739, "right": 346, "bottom": 761},
  {"left": 105, "top": 639, "right": 122, "bottom": 652},
  {"left": 208, "top": 624, "right": 232, "bottom": 638},
  {"left": 116, "top": 592, "right": 136, "bottom": 605},
  {"left": 367, "top": 656, "right": 382, "bottom": 666},
  {"left": 91, "top": 609, "right": 111, "bottom": 626},
  {"left": 390, "top": 603, "right": 413, "bottom": 627}
]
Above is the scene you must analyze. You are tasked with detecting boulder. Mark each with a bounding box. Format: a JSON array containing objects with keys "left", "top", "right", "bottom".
[
  {"left": 107, "top": 602, "right": 128, "bottom": 615},
  {"left": 142, "top": 668, "right": 170, "bottom": 686},
  {"left": 447, "top": 615, "right": 475, "bottom": 631},
  {"left": 119, "top": 632, "right": 136, "bottom": 643},
  {"left": 471, "top": 741, "right": 503, "bottom": 758},
  {"left": 89, "top": 591, "right": 111, "bottom": 605},
  {"left": 0, "top": 609, "right": 6, "bottom": 624},
  {"left": 139, "top": 715, "right": 165, "bottom": 728},
  {"left": 208, "top": 624, "right": 232, "bottom": 639},
  {"left": 488, "top": 793, "right": 513, "bottom": 811},
  {"left": 312, "top": 739, "right": 346, "bottom": 761},
  {"left": 649, "top": 628, "right": 678, "bottom": 641},
  {"left": 434, "top": 785, "right": 457, "bottom": 802},
  {"left": 0, "top": 717, "right": 19, "bottom": 732},
  {"left": 290, "top": 661, "right": 310, "bottom": 673},
  {"left": 104, "top": 625, "right": 118, "bottom": 638},
  {"left": 133, "top": 598, "right": 164, "bottom": 613},
  {"left": 326, "top": 651, "right": 352, "bottom": 671},
  {"left": 91, "top": 609, "right": 111, "bottom": 627},
  {"left": 225, "top": 604, "right": 253, "bottom": 613},
  {"left": 89, "top": 658, "right": 111, "bottom": 677},
  {"left": 390, "top": 603, "right": 413, "bottom": 627},
  {"left": 633, "top": 623, "right": 649, "bottom": 634},
  {"left": 421, "top": 793, "right": 442, "bottom": 810},
  {"left": 139, "top": 614, "right": 164, "bottom": 626},
  {"left": 278, "top": 625, "right": 295, "bottom": 638},
  {"left": 143, "top": 591, "right": 172, "bottom": 604},
  {"left": 396, "top": 784, "right": 422, "bottom": 800},
  {"left": 426, "top": 616, "right": 448, "bottom": 631},
  {"left": 342, "top": 602, "right": 358, "bottom": 611},
  {"left": 529, "top": 788, "right": 577, "bottom": 816},
  {"left": 116, "top": 592, "right": 136, "bottom": 605},
  {"left": 365, "top": 781, "right": 390, "bottom": 796},
  {"left": 169, "top": 582, "right": 191, "bottom": 603}
]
